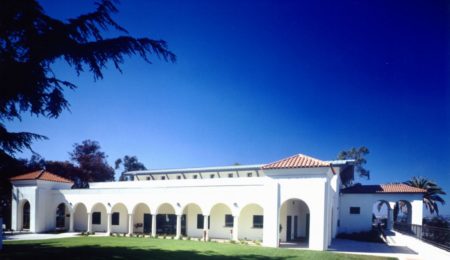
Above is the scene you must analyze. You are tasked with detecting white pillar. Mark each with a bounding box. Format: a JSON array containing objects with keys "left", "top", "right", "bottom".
[
  {"left": 411, "top": 199, "right": 423, "bottom": 225},
  {"left": 203, "top": 215, "right": 209, "bottom": 241},
  {"left": 87, "top": 212, "right": 92, "bottom": 233},
  {"left": 176, "top": 214, "right": 182, "bottom": 239},
  {"left": 107, "top": 213, "right": 112, "bottom": 234},
  {"left": 232, "top": 215, "right": 239, "bottom": 241},
  {"left": 262, "top": 181, "right": 280, "bottom": 247},
  {"left": 128, "top": 214, "right": 133, "bottom": 235},
  {"left": 388, "top": 206, "right": 394, "bottom": 230},
  {"left": 69, "top": 213, "right": 74, "bottom": 232},
  {"left": 151, "top": 214, "right": 157, "bottom": 237}
]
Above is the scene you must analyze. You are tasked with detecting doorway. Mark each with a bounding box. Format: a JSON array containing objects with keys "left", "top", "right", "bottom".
[
  {"left": 143, "top": 214, "right": 151, "bottom": 233},
  {"left": 286, "top": 215, "right": 292, "bottom": 241}
]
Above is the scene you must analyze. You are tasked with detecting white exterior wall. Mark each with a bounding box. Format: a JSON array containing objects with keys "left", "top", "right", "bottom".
[
  {"left": 11, "top": 164, "right": 424, "bottom": 251},
  {"left": 238, "top": 204, "right": 263, "bottom": 241},
  {"left": 11, "top": 184, "right": 37, "bottom": 232},
  {"left": 183, "top": 204, "right": 203, "bottom": 237},
  {"left": 209, "top": 203, "right": 233, "bottom": 239},
  {"left": 339, "top": 193, "right": 424, "bottom": 234},
  {"left": 91, "top": 203, "right": 107, "bottom": 232},
  {"left": 111, "top": 203, "right": 129, "bottom": 233},
  {"left": 10, "top": 169, "right": 334, "bottom": 250},
  {"left": 264, "top": 167, "right": 332, "bottom": 250},
  {"left": 73, "top": 203, "right": 88, "bottom": 231}
]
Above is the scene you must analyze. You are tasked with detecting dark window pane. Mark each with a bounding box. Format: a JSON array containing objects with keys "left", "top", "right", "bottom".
[
  {"left": 112, "top": 212, "right": 120, "bottom": 225},
  {"left": 92, "top": 212, "right": 101, "bottom": 224},
  {"left": 253, "top": 215, "right": 263, "bottom": 228},
  {"left": 197, "top": 214, "right": 203, "bottom": 229},
  {"left": 225, "top": 214, "right": 233, "bottom": 227},
  {"left": 350, "top": 207, "right": 360, "bottom": 214}
]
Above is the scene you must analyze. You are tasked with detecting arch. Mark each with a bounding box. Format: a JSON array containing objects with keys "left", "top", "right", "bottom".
[
  {"left": 156, "top": 203, "right": 176, "bottom": 215},
  {"left": 91, "top": 202, "right": 107, "bottom": 232},
  {"left": 73, "top": 203, "right": 88, "bottom": 232},
  {"left": 18, "top": 199, "right": 30, "bottom": 231},
  {"left": 111, "top": 203, "right": 129, "bottom": 233},
  {"left": 238, "top": 203, "right": 264, "bottom": 241},
  {"left": 394, "top": 200, "right": 412, "bottom": 224},
  {"left": 279, "top": 198, "right": 310, "bottom": 247},
  {"left": 55, "top": 202, "right": 70, "bottom": 231},
  {"left": 132, "top": 203, "right": 151, "bottom": 234},
  {"left": 182, "top": 203, "right": 203, "bottom": 238},
  {"left": 372, "top": 200, "right": 391, "bottom": 230},
  {"left": 155, "top": 203, "right": 176, "bottom": 235},
  {"left": 209, "top": 203, "right": 233, "bottom": 239}
]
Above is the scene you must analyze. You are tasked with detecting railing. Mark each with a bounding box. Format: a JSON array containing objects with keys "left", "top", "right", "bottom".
[{"left": 394, "top": 222, "right": 450, "bottom": 251}]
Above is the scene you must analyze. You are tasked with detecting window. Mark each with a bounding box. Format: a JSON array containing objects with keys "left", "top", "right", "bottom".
[
  {"left": 177, "top": 175, "right": 182, "bottom": 179},
  {"left": 197, "top": 214, "right": 203, "bottom": 229},
  {"left": 210, "top": 174, "right": 215, "bottom": 179},
  {"left": 161, "top": 176, "right": 166, "bottom": 180},
  {"left": 56, "top": 203, "right": 66, "bottom": 228},
  {"left": 193, "top": 175, "right": 198, "bottom": 179},
  {"left": 228, "top": 173, "right": 233, "bottom": 178},
  {"left": 112, "top": 212, "right": 120, "bottom": 225},
  {"left": 350, "top": 207, "right": 360, "bottom": 214},
  {"left": 253, "top": 215, "right": 263, "bottom": 228},
  {"left": 247, "top": 172, "right": 252, "bottom": 177},
  {"left": 196, "top": 214, "right": 209, "bottom": 229},
  {"left": 225, "top": 214, "right": 233, "bottom": 227},
  {"left": 92, "top": 212, "right": 101, "bottom": 224}
]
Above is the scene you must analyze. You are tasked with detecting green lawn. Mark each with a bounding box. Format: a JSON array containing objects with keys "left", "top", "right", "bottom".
[{"left": 2, "top": 236, "right": 396, "bottom": 260}]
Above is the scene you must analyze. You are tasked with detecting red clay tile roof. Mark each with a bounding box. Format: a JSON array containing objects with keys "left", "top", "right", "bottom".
[
  {"left": 262, "top": 154, "right": 330, "bottom": 169},
  {"left": 10, "top": 170, "right": 73, "bottom": 184},
  {"left": 341, "top": 183, "right": 426, "bottom": 194}
]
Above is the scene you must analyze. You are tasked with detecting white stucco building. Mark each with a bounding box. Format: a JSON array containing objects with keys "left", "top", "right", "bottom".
[{"left": 10, "top": 153, "right": 425, "bottom": 250}]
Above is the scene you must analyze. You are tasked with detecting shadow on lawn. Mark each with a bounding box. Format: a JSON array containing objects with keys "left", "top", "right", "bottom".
[{"left": 2, "top": 243, "right": 296, "bottom": 260}]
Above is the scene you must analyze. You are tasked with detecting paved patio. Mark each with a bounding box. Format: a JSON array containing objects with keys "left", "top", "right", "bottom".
[{"left": 328, "top": 231, "right": 450, "bottom": 260}]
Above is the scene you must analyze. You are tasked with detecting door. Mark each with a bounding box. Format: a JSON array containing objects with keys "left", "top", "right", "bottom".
[
  {"left": 306, "top": 213, "right": 310, "bottom": 241},
  {"left": 294, "top": 216, "right": 298, "bottom": 240},
  {"left": 181, "top": 214, "right": 187, "bottom": 236},
  {"left": 286, "top": 216, "right": 292, "bottom": 241},
  {"left": 143, "top": 214, "right": 151, "bottom": 233},
  {"left": 23, "top": 201, "right": 30, "bottom": 230}
]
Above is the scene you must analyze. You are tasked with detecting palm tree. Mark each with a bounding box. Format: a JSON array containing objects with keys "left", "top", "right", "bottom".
[{"left": 404, "top": 176, "right": 446, "bottom": 215}]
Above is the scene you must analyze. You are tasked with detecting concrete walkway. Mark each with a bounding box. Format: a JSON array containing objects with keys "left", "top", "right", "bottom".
[
  {"left": 386, "top": 230, "right": 450, "bottom": 260},
  {"left": 329, "top": 238, "right": 418, "bottom": 259},
  {"left": 329, "top": 231, "right": 450, "bottom": 260},
  {"left": 3, "top": 232, "right": 108, "bottom": 241}
]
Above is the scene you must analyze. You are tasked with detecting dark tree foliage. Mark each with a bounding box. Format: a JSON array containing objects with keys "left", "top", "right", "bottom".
[
  {"left": 337, "top": 146, "right": 370, "bottom": 187},
  {"left": 405, "top": 176, "right": 446, "bottom": 215},
  {"left": 70, "top": 140, "right": 115, "bottom": 187},
  {"left": 44, "top": 160, "right": 84, "bottom": 188},
  {"left": 0, "top": 156, "right": 29, "bottom": 224},
  {"left": 115, "top": 155, "right": 146, "bottom": 181},
  {"left": 0, "top": 0, "right": 175, "bottom": 158}
]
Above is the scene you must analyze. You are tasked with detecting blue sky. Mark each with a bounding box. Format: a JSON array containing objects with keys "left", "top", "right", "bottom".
[{"left": 6, "top": 1, "right": 450, "bottom": 215}]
